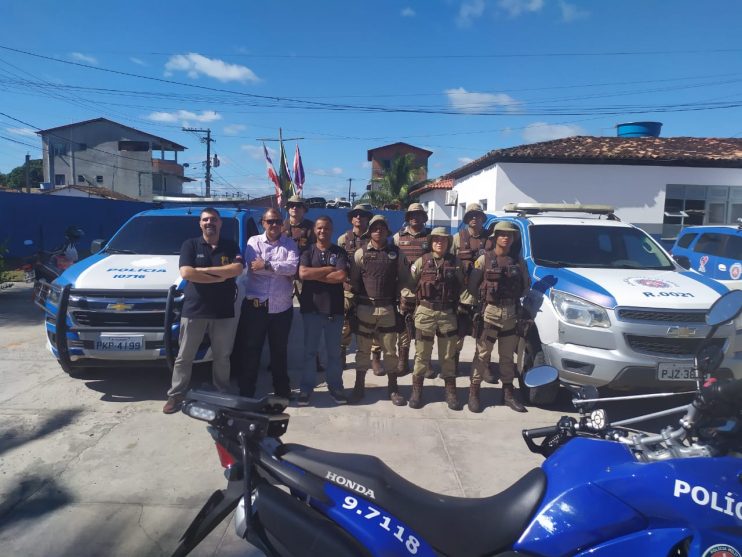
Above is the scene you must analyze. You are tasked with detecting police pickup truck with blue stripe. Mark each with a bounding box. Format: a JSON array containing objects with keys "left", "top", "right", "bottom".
[
  {"left": 34, "top": 207, "right": 259, "bottom": 377},
  {"left": 487, "top": 204, "right": 738, "bottom": 404}
]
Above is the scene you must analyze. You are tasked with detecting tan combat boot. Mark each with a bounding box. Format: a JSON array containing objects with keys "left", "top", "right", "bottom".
[
  {"left": 349, "top": 370, "right": 366, "bottom": 403},
  {"left": 444, "top": 377, "right": 461, "bottom": 411},
  {"left": 371, "top": 351, "right": 385, "bottom": 376},
  {"left": 467, "top": 379, "right": 482, "bottom": 413},
  {"left": 503, "top": 383, "right": 527, "bottom": 413},
  {"left": 387, "top": 375, "right": 407, "bottom": 406},
  {"left": 408, "top": 375, "right": 424, "bottom": 409}
]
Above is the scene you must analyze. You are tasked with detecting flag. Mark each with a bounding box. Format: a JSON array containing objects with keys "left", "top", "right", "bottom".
[
  {"left": 293, "top": 143, "right": 305, "bottom": 195},
  {"left": 263, "top": 143, "right": 282, "bottom": 206},
  {"left": 278, "top": 140, "right": 294, "bottom": 197}
]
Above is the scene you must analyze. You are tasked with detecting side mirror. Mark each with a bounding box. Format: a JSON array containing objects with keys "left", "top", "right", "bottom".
[
  {"left": 706, "top": 290, "right": 742, "bottom": 327},
  {"left": 24, "top": 239, "right": 34, "bottom": 246},
  {"left": 523, "top": 365, "right": 559, "bottom": 388},
  {"left": 673, "top": 255, "right": 691, "bottom": 270},
  {"left": 90, "top": 239, "right": 107, "bottom": 254}
]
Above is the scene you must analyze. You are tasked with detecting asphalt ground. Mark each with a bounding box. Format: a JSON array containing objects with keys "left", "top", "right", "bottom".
[{"left": 0, "top": 283, "right": 692, "bottom": 556}]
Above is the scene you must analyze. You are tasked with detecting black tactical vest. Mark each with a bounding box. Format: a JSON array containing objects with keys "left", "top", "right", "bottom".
[
  {"left": 358, "top": 244, "right": 400, "bottom": 300},
  {"left": 342, "top": 229, "right": 367, "bottom": 257},
  {"left": 457, "top": 228, "right": 494, "bottom": 273},
  {"left": 283, "top": 218, "right": 313, "bottom": 252},
  {"left": 416, "top": 253, "right": 459, "bottom": 306},
  {"left": 396, "top": 228, "right": 431, "bottom": 268},
  {"left": 480, "top": 252, "right": 523, "bottom": 304}
]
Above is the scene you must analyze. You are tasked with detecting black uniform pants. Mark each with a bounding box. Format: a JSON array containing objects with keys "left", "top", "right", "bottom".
[{"left": 233, "top": 299, "right": 293, "bottom": 398}]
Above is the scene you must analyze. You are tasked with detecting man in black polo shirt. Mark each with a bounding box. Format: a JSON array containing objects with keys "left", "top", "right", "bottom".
[
  {"left": 297, "top": 216, "right": 348, "bottom": 406},
  {"left": 163, "top": 207, "right": 244, "bottom": 414}
]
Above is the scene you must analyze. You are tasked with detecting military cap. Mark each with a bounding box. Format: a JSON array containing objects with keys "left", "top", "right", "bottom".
[
  {"left": 463, "top": 203, "right": 486, "bottom": 222},
  {"left": 347, "top": 203, "right": 373, "bottom": 222},
  {"left": 286, "top": 195, "right": 307, "bottom": 209},
  {"left": 429, "top": 226, "right": 452, "bottom": 239},
  {"left": 368, "top": 214, "right": 389, "bottom": 231},
  {"left": 405, "top": 202, "right": 428, "bottom": 222},
  {"left": 493, "top": 221, "right": 519, "bottom": 234}
]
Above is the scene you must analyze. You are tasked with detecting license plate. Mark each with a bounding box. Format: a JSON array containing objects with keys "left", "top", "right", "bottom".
[
  {"left": 657, "top": 362, "right": 698, "bottom": 381},
  {"left": 95, "top": 335, "right": 144, "bottom": 352}
]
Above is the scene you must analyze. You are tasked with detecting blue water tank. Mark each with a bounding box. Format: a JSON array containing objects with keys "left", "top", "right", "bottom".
[{"left": 616, "top": 122, "right": 662, "bottom": 138}]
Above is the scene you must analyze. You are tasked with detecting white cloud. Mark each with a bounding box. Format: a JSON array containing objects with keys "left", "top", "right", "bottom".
[
  {"left": 146, "top": 110, "right": 222, "bottom": 123},
  {"left": 241, "top": 144, "right": 275, "bottom": 160},
  {"left": 6, "top": 127, "right": 37, "bottom": 138},
  {"left": 458, "top": 157, "right": 475, "bottom": 165},
  {"left": 312, "top": 167, "right": 343, "bottom": 177},
  {"left": 164, "top": 53, "right": 260, "bottom": 83},
  {"left": 522, "top": 122, "right": 585, "bottom": 143},
  {"left": 445, "top": 87, "right": 520, "bottom": 113},
  {"left": 130, "top": 57, "right": 147, "bottom": 66},
  {"left": 70, "top": 52, "right": 98, "bottom": 65},
  {"left": 401, "top": 7, "right": 416, "bottom": 17},
  {"left": 223, "top": 124, "right": 247, "bottom": 136},
  {"left": 559, "top": 0, "right": 588, "bottom": 22},
  {"left": 497, "top": 0, "right": 544, "bottom": 17},
  {"left": 457, "top": 0, "right": 486, "bottom": 27}
]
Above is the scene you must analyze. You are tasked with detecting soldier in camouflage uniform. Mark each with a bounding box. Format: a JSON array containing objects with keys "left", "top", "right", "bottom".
[
  {"left": 392, "top": 202, "right": 431, "bottom": 376},
  {"left": 349, "top": 215, "right": 413, "bottom": 406},
  {"left": 408, "top": 227, "right": 464, "bottom": 410},
  {"left": 468, "top": 221, "right": 529, "bottom": 413},
  {"left": 451, "top": 202, "right": 496, "bottom": 382},
  {"left": 337, "top": 204, "right": 384, "bottom": 372}
]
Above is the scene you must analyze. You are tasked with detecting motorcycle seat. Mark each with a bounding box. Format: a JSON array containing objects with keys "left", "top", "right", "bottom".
[{"left": 278, "top": 443, "right": 545, "bottom": 557}]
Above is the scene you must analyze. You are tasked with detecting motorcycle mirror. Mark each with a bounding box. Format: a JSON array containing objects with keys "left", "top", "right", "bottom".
[
  {"left": 706, "top": 290, "right": 742, "bottom": 327},
  {"left": 523, "top": 365, "right": 559, "bottom": 388},
  {"left": 24, "top": 239, "right": 34, "bottom": 246},
  {"left": 694, "top": 343, "right": 725, "bottom": 376}
]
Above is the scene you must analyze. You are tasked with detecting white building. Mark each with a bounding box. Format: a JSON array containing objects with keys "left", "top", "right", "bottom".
[{"left": 411, "top": 136, "right": 742, "bottom": 240}]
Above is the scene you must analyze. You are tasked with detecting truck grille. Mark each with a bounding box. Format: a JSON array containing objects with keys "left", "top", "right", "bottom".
[
  {"left": 72, "top": 311, "right": 165, "bottom": 328},
  {"left": 617, "top": 309, "right": 706, "bottom": 323},
  {"left": 625, "top": 335, "right": 724, "bottom": 357}
]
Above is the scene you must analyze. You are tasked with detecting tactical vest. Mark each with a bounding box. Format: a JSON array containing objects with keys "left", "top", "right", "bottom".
[
  {"left": 358, "top": 244, "right": 400, "bottom": 301},
  {"left": 479, "top": 252, "right": 523, "bottom": 305},
  {"left": 283, "top": 218, "right": 313, "bottom": 252},
  {"left": 416, "top": 253, "right": 459, "bottom": 307},
  {"left": 342, "top": 230, "right": 367, "bottom": 258},
  {"left": 457, "top": 228, "right": 494, "bottom": 271},
  {"left": 396, "top": 228, "right": 431, "bottom": 268}
]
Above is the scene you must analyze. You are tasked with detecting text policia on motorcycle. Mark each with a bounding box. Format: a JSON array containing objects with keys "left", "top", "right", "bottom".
[{"left": 175, "top": 289, "right": 742, "bottom": 556}]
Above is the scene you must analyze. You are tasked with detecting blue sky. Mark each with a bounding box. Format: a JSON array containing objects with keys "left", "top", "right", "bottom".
[{"left": 1, "top": 0, "right": 741, "bottom": 200}]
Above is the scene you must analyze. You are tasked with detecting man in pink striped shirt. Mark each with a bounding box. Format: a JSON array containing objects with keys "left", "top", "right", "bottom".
[{"left": 233, "top": 208, "right": 299, "bottom": 399}]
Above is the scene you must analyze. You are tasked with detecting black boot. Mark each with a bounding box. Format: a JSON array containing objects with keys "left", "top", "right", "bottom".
[
  {"left": 387, "top": 374, "right": 407, "bottom": 406},
  {"left": 444, "top": 377, "right": 461, "bottom": 411},
  {"left": 409, "top": 375, "right": 424, "bottom": 409},
  {"left": 397, "top": 347, "right": 411, "bottom": 377},
  {"left": 483, "top": 362, "right": 499, "bottom": 384},
  {"left": 340, "top": 346, "right": 347, "bottom": 370},
  {"left": 371, "top": 351, "right": 385, "bottom": 376},
  {"left": 503, "top": 383, "right": 527, "bottom": 413},
  {"left": 349, "top": 370, "right": 366, "bottom": 403},
  {"left": 467, "top": 380, "right": 482, "bottom": 413}
]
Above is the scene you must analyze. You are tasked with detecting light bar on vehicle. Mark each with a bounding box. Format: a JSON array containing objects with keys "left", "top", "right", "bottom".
[{"left": 503, "top": 203, "right": 616, "bottom": 215}]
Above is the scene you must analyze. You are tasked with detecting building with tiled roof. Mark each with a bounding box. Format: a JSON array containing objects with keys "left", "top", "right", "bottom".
[{"left": 412, "top": 130, "right": 742, "bottom": 239}]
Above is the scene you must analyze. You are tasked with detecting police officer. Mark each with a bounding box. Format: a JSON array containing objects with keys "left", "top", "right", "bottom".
[
  {"left": 408, "top": 227, "right": 464, "bottom": 410},
  {"left": 337, "top": 204, "right": 385, "bottom": 372},
  {"left": 282, "top": 194, "right": 315, "bottom": 255},
  {"left": 349, "top": 215, "right": 413, "bottom": 406},
  {"left": 451, "top": 202, "right": 496, "bottom": 381},
  {"left": 468, "top": 221, "right": 529, "bottom": 413},
  {"left": 392, "top": 202, "right": 431, "bottom": 376}
]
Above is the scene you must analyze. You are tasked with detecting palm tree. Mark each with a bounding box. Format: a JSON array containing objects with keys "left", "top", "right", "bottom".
[{"left": 360, "top": 153, "right": 420, "bottom": 209}]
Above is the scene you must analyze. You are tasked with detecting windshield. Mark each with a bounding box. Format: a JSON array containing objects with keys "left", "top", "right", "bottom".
[
  {"left": 530, "top": 224, "right": 675, "bottom": 270},
  {"left": 105, "top": 216, "right": 239, "bottom": 255}
]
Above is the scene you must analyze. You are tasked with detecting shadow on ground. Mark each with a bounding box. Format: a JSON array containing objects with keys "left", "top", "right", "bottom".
[
  {"left": 0, "top": 408, "right": 83, "bottom": 458},
  {"left": 0, "top": 283, "right": 45, "bottom": 327}
]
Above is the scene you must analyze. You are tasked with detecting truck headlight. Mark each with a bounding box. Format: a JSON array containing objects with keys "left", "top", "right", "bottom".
[{"left": 550, "top": 290, "right": 610, "bottom": 328}]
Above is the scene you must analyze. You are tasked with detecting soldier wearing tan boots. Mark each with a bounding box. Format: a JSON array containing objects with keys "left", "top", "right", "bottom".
[
  {"left": 337, "top": 204, "right": 384, "bottom": 374},
  {"left": 407, "top": 227, "right": 465, "bottom": 410},
  {"left": 468, "top": 221, "right": 529, "bottom": 413},
  {"left": 349, "top": 215, "right": 413, "bottom": 406},
  {"left": 392, "top": 203, "right": 431, "bottom": 377},
  {"left": 451, "top": 202, "right": 496, "bottom": 382}
]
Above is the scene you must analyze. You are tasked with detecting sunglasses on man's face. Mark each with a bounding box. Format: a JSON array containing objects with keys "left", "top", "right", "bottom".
[{"left": 264, "top": 219, "right": 282, "bottom": 226}]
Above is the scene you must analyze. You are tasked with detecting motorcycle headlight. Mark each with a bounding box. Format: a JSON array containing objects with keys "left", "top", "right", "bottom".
[{"left": 550, "top": 290, "right": 610, "bottom": 328}]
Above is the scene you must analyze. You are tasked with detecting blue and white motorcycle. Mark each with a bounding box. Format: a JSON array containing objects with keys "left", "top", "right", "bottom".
[{"left": 173, "top": 290, "right": 742, "bottom": 557}]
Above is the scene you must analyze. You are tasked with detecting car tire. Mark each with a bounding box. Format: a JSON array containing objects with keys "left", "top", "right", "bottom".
[
  {"left": 521, "top": 342, "right": 560, "bottom": 406},
  {"left": 58, "top": 359, "right": 88, "bottom": 378}
]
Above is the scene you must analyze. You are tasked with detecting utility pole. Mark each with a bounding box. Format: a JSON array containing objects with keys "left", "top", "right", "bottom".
[
  {"left": 24, "top": 153, "right": 30, "bottom": 193},
  {"left": 347, "top": 178, "right": 353, "bottom": 202},
  {"left": 183, "top": 127, "right": 214, "bottom": 197}
]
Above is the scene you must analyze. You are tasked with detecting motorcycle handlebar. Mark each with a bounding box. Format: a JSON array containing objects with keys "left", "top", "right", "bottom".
[{"left": 523, "top": 425, "right": 559, "bottom": 438}]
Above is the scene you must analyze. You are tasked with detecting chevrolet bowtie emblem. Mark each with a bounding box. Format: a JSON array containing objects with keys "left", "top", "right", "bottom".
[
  {"left": 667, "top": 326, "right": 697, "bottom": 338},
  {"left": 107, "top": 302, "right": 133, "bottom": 311}
]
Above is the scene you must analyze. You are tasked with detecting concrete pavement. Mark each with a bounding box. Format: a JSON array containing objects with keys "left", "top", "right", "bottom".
[{"left": 0, "top": 283, "right": 596, "bottom": 556}]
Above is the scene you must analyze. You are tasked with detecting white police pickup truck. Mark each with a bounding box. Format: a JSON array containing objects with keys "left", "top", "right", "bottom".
[
  {"left": 486, "top": 203, "right": 735, "bottom": 404},
  {"left": 34, "top": 207, "right": 259, "bottom": 376}
]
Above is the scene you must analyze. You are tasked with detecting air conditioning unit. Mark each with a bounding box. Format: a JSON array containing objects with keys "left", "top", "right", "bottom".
[{"left": 444, "top": 190, "right": 458, "bottom": 206}]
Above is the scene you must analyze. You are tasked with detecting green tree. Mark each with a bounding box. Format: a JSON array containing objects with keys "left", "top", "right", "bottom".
[
  {"left": 360, "top": 153, "right": 420, "bottom": 209},
  {"left": 6, "top": 159, "right": 43, "bottom": 189}
]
